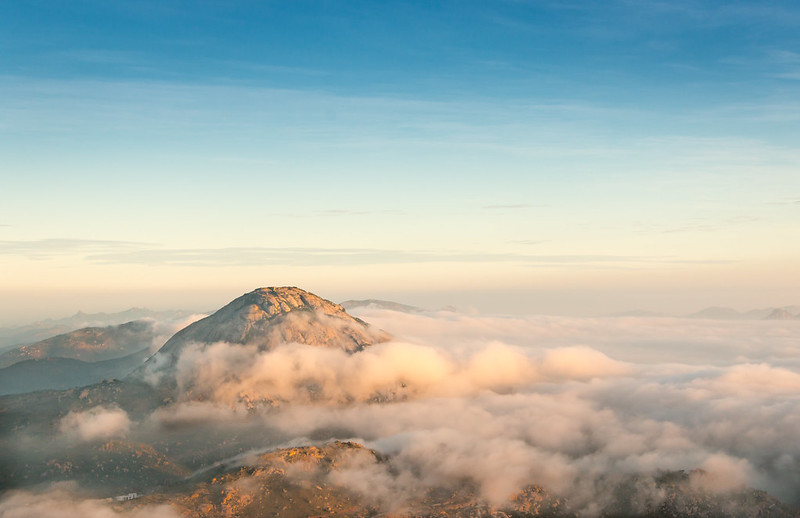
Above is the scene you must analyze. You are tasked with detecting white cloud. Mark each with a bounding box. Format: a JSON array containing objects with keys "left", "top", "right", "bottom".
[{"left": 59, "top": 406, "right": 131, "bottom": 442}]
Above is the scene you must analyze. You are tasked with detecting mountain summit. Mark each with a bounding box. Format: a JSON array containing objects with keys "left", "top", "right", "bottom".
[{"left": 151, "top": 287, "right": 390, "bottom": 365}]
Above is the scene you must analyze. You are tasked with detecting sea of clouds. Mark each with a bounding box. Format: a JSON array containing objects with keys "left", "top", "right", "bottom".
[{"left": 3, "top": 308, "right": 799, "bottom": 516}]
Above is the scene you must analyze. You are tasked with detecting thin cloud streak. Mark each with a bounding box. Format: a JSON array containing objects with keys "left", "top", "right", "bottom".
[
  {"left": 482, "top": 204, "right": 545, "bottom": 210},
  {"left": 0, "top": 240, "right": 736, "bottom": 267},
  {"left": 313, "top": 209, "right": 406, "bottom": 217},
  {"left": 509, "top": 240, "right": 548, "bottom": 246},
  {"left": 84, "top": 247, "right": 734, "bottom": 268},
  {"left": 767, "top": 198, "right": 800, "bottom": 206},
  {"left": 0, "top": 239, "right": 151, "bottom": 260}
]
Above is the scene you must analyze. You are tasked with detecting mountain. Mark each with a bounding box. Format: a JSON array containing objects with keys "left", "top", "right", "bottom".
[
  {"left": 340, "top": 298, "right": 424, "bottom": 313},
  {"left": 149, "top": 287, "right": 390, "bottom": 367},
  {"left": 0, "top": 308, "right": 195, "bottom": 350},
  {"left": 0, "top": 320, "right": 159, "bottom": 368}
]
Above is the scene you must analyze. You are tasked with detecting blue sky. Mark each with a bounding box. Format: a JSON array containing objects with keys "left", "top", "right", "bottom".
[{"left": 1, "top": 1, "right": 799, "bottom": 321}]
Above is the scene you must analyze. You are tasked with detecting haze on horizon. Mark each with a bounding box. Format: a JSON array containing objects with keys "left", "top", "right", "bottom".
[{"left": 1, "top": 1, "right": 799, "bottom": 323}]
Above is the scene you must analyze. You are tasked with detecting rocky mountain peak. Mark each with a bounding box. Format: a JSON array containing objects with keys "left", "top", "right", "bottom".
[
  {"left": 147, "top": 287, "right": 390, "bottom": 368},
  {"left": 235, "top": 286, "right": 348, "bottom": 319}
]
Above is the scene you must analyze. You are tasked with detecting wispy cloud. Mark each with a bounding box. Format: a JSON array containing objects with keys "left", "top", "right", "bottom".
[
  {"left": 509, "top": 240, "right": 548, "bottom": 246},
  {"left": 768, "top": 198, "right": 800, "bottom": 206},
  {"left": 211, "top": 59, "right": 330, "bottom": 77},
  {"left": 0, "top": 239, "right": 149, "bottom": 260},
  {"left": 0, "top": 76, "right": 642, "bottom": 153},
  {"left": 0, "top": 239, "right": 735, "bottom": 268},
  {"left": 54, "top": 49, "right": 145, "bottom": 66},
  {"left": 266, "top": 209, "right": 406, "bottom": 219},
  {"left": 482, "top": 204, "right": 545, "bottom": 210},
  {"left": 632, "top": 215, "right": 759, "bottom": 236},
  {"left": 721, "top": 49, "right": 800, "bottom": 83},
  {"left": 618, "top": 0, "right": 800, "bottom": 27},
  {"left": 314, "top": 209, "right": 405, "bottom": 217}
]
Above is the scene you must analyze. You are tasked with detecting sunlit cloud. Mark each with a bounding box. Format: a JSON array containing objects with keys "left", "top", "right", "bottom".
[{"left": 130, "top": 310, "right": 800, "bottom": 509}]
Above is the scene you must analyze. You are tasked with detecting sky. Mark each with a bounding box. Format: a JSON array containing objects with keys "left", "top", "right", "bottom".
[{"left": 1, "top": 0, "right": 799, "bottom": 323}]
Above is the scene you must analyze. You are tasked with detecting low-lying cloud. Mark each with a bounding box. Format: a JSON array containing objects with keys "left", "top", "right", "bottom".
[
  {"left": 59, "top": 406, "right": 131, "bottom": 442},
  {"left": 156, "top": 310, "right": 800, "bottom": 510},
  {"left": 145, "top": 313, "right": 208, "bottom": 353},
  {"left": 169, "top": 340, "right": 631, "bottom": 405}
]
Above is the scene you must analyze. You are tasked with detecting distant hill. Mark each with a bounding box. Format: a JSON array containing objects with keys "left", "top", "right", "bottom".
[
  {"left": 0, "top": 308, "right": 196, "bottom": 350},
  {"left": 340, "top": 298, "right": 424, "bottom": 313},
  {"left": 0, "top": 320, "right": 160, "bottom": 368}
]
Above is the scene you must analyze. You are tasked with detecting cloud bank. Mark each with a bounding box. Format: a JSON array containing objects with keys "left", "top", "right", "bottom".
[
  {"left": 141, "top": 310, "right": 800, "bottom": 511},
  {"left": 4, "top": 310, "right": 800, "bottom": 516}
]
